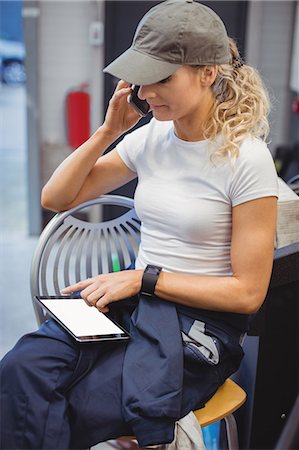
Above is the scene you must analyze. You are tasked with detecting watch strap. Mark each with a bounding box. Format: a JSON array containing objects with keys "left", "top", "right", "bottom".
[{"left": 140, "top": 264, "right": 162, "bottom": 296}]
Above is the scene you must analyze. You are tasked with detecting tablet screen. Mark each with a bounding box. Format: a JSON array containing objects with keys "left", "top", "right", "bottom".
[{"left": 36, "top": 297, "right": 129, "bottom": 342}]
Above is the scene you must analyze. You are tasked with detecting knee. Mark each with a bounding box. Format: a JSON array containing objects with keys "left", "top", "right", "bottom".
[{"left": 1, "top": 338, "right": 37, "bottom": 386}]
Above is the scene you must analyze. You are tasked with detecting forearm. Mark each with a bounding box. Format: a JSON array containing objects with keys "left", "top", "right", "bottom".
[
  {"left": 41, "top": 126, "right": 120, "bottom": 211},
  {"left": 154, "top": 271, "right": 266, "bottom": 315}
]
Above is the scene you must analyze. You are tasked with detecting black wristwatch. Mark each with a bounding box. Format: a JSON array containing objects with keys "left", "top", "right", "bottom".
[{"left": 140, "top": 264, "right": 162, "bottom": 296}]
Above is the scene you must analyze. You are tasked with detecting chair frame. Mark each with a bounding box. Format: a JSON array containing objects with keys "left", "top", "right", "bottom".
[{"left": 30, "top": 195, "right": 140, "bottom": 324}]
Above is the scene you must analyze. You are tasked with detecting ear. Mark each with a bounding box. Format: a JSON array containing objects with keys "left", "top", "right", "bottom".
[{"left": 200, "top": 66, "right": 218, "bottom": 87}]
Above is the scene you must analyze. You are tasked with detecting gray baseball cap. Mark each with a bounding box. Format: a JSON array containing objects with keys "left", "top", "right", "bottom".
[{"left": 103, "top": 0, "right": 231, "bottom": 85}]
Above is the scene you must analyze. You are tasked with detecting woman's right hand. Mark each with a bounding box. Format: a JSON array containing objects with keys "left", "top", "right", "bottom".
[
  {"left": 102, "top": 80, "right": 143, "bottom": 137},
  {"left": 41, "top": 80, "right": 141, "bottom": 213}
]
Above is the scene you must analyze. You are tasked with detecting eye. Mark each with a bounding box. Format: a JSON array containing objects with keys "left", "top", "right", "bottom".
[{"left": 159, "top": 76, "right": 172, "bottom": 84}]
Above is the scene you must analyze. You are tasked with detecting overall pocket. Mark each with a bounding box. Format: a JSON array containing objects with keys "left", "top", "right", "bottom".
[{"left": 182, "top": 319, "right": 222, "bottom": 366}]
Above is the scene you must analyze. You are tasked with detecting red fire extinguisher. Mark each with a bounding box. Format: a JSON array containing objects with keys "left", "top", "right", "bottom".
[{"left": 66, "top": 83, "right": 90, "bottom": 149}]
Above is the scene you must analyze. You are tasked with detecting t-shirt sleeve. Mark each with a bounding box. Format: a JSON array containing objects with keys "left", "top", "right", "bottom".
[
  {"left": 229, "top": 139, "right": 279, "bottom": 206},
  {"left": 115, "top": 122, "right": 151, "bottom": 173}
]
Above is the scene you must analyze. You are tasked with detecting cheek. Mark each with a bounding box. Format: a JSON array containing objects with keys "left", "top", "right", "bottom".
[
  {"left": 152, "top": 85, "right": 201, "bottom": 120},
  {"left": 169, "top": 90, "right": 199, "bottom": 115}
]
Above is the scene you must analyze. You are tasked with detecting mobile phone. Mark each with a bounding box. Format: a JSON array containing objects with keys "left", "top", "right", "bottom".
[{"left": 127, "top": 85, "right": 150, "bottom": 117}]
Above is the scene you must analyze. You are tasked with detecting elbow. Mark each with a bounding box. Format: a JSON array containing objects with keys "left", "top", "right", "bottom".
[
  {"left": 238, "top": 290, "right": 266, "bottom": 315},
  {"left": 41, "top": 186, "right": 64, "bottom": 212}
]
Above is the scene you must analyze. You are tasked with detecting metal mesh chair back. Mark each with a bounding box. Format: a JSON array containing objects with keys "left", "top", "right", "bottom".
[{"left": 30, "top": 195, "right": 141, "bottom": 324}]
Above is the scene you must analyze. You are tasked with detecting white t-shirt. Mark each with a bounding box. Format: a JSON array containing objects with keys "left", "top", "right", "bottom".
[{"left": 116, "top": 118, "right": 278, "bottom": 276}]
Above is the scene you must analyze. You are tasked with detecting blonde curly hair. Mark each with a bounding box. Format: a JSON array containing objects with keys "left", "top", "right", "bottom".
[{"left": 202, "top": 38, "right": 270, "bottom": 161}]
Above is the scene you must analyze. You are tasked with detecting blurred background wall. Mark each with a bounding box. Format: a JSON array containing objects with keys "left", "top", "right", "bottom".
[{"left": 1, "top": 0, "right": 297, "bottom": 237}]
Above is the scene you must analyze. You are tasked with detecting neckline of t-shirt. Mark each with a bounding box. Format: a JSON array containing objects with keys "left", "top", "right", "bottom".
[{"left": 169, "top": 126, "right": 210, "bottom": 148}]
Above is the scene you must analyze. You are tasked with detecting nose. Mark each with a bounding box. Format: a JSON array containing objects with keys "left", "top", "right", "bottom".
[{"left": 138, "top": 84, "right": 156, "bottom": 101}]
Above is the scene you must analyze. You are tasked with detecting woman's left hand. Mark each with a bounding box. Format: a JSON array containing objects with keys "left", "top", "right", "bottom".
[{"left": 61, "top": 270, "right": 143, "bottom": 312}]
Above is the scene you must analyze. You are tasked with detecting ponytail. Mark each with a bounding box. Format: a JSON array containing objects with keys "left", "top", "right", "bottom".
[{"left": 204, "top": 38, "right": 270, "bottom": 160}]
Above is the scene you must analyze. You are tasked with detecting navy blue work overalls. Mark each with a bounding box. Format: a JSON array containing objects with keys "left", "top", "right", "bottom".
[{"left": 0, "top": 295, "right": 245, "bottom": 449}]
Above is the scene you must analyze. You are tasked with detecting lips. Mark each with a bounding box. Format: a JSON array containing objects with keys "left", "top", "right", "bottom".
[{"left": 149, "top": 104, "right": 165, "bottom": 110}]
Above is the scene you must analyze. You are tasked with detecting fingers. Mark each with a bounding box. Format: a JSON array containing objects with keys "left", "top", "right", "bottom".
[
  {"left": 104, "top": 80, "right": 142, "bottom": 134},
  {"left": 114, "top": 80, "right": 131, "bottom": 95},
  {"left": 61, "top": 278, "right": 93, "bottom": 294},
  {"left": 61, "top": 276, "right": 112, "bottom": 313},
  {"left": 113, "top": 85, "right": 132, "bottom": 102},
  {"left": 115, "top": 80, "right": 131, "bottom": 90},
  {"left": 113, "top": 80, "right": 139, "bottom": 105},
  {"left": 95, "top": 297, "right": 110, "bottom": 313},
  {"left": 97, "top": 306, "right": 110, "bottom": 313},
  {"left": 78, "top": 279, "right": 109, "bottom": 311},
  {"left": 85, "top": 290, "right": 110, "bottom": 313},
  {"left": 81, "top": 284, "right": 104, "bottom": 306}
]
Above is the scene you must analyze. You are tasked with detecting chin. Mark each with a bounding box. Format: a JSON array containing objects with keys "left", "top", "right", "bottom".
[{"left": 152, "top": 110, "right": 174, "bottom": 122}]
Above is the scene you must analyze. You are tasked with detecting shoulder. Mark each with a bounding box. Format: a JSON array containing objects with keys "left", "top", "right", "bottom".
[
  {"left": 118, "top": 117, "right": 172, "bottom": 156},
  {"left": 232, "top": 136, "right": 278, "bottom": 178},
  {"left": 229, "top": 137, "right": 279, "bottom": 206},
  {"left": 237, "top": 137, "right": 274, "bottom": 166},
  {"left": 115, "top": 118, "right": 172, "bottom": 172}
]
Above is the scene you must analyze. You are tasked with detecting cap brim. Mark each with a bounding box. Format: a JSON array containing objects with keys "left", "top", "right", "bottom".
[{"left": 103, "top": 48, "right": 181, "bottom": 85}]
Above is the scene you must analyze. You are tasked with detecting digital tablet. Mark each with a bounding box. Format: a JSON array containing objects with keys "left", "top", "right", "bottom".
[{"left": 34, "top": 296, "right": 130, "bottom": 343}]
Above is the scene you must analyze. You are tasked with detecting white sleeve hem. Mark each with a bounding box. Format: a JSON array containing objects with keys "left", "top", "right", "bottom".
[
  {"left": 116, "top": 147, "right": 137, "bottom": 173},
  {"left": 232, "top": 190, "right": 278, "bottom": 207}
]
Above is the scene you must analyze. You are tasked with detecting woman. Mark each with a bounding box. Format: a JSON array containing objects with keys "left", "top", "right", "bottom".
[{"left": 1, "top": 1, "right": 278, "bottom": 449}]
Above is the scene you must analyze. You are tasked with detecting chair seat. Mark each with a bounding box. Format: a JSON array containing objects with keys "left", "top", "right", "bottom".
[
  {"left": 118, "top": 378, "right": 246, "bottom": 442},
  {"left": 194, "top": 378, "right": 246, "bottom": 427}
]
